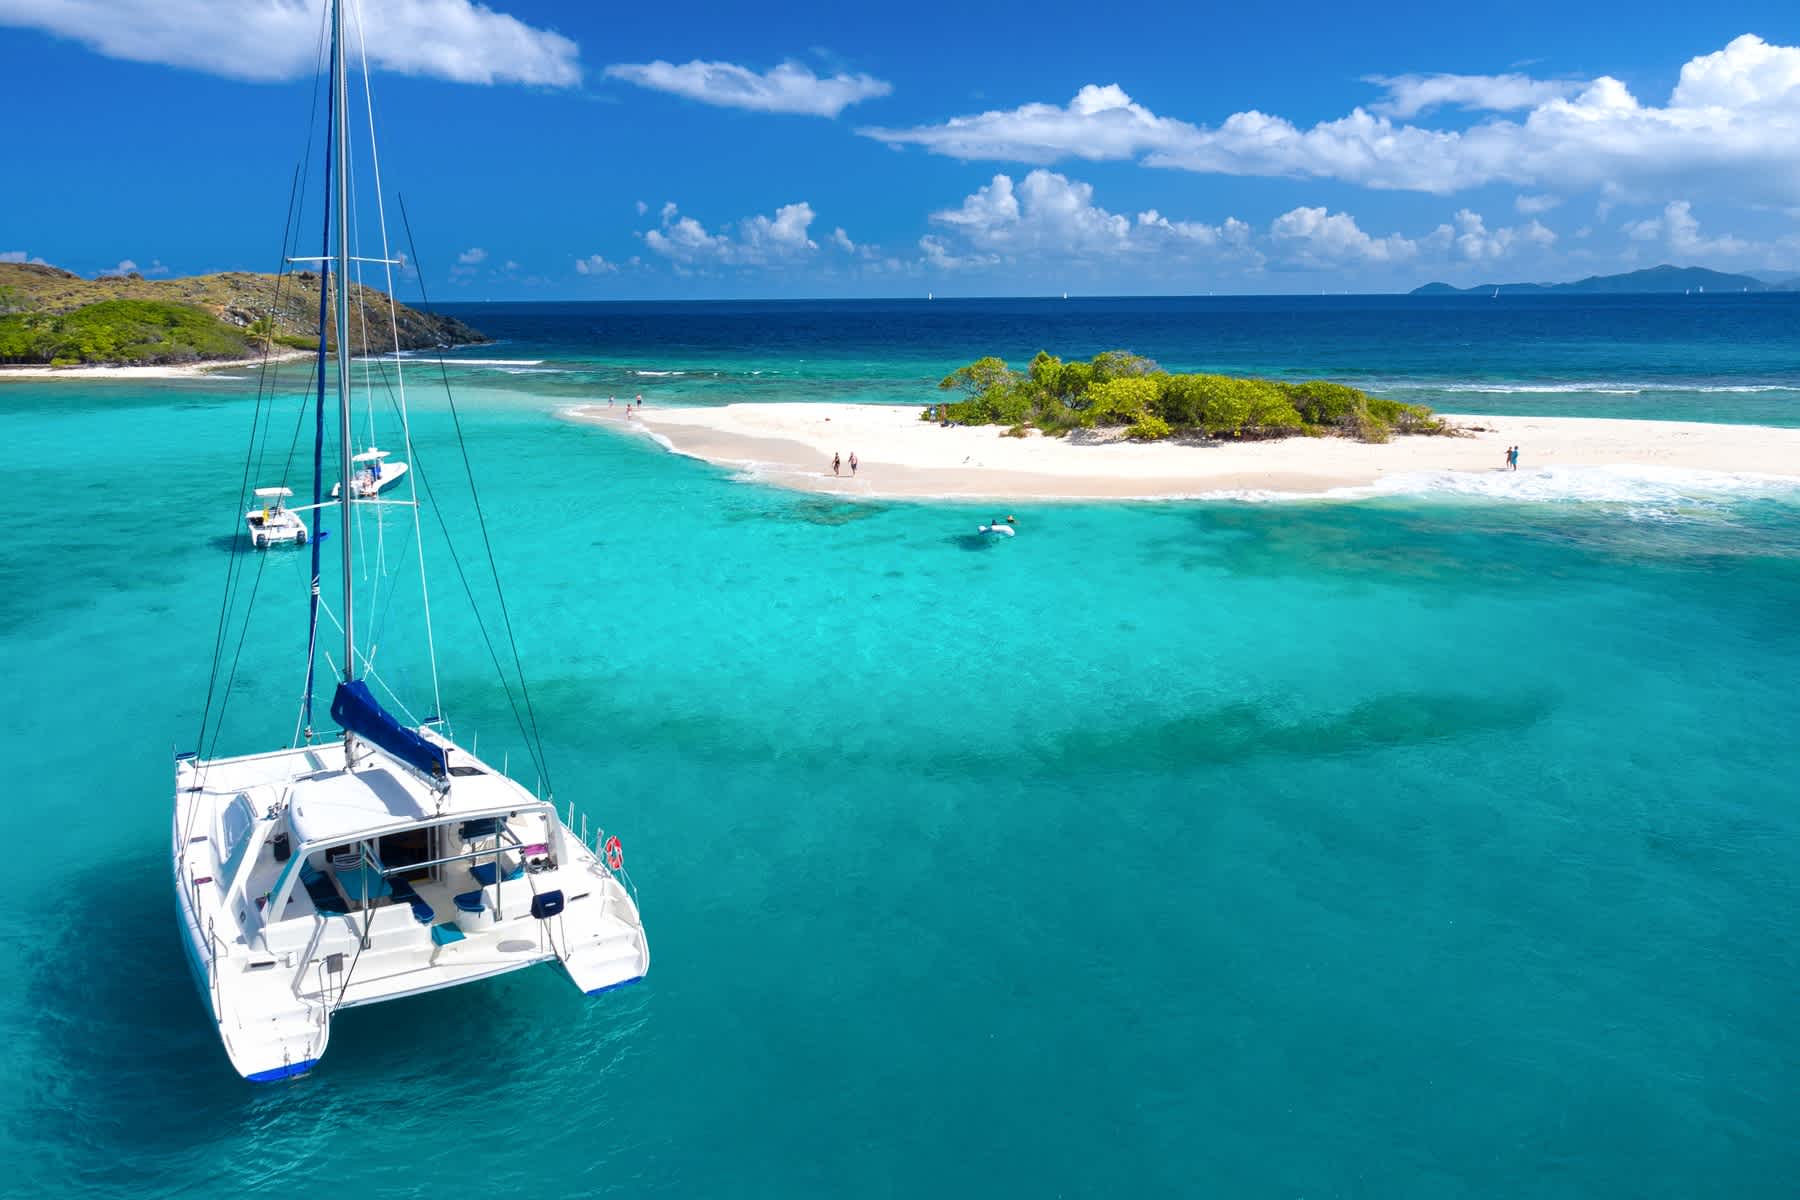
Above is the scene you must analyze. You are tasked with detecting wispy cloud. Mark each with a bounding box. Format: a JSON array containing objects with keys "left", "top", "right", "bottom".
[
  {"left": 0, "top": 0, "right": 581, "bottom": 86},
  {"left": 0, "top": 250, "right": 50, "bottom": 265},
  {"left": 574, "top": 254, "right": 618, "bottom": 275},
  {"left": 1361, "top": 72, "right": 1582, "bottom": 118},
  {"left": 605, "top": 59, "right": 891, "bottom": 117}
]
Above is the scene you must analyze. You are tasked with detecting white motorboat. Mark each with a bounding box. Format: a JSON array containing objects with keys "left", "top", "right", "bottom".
[
  {"left": 330, "top": 447, "right": 408, "bottom": 498},
  {"left": 245, "top": 486, "right": 309, "bottom": 548},
  {"left": 175, "top": 0, "right": 648, "bottom": 1083},
  {"left": 978, "top": 518, "right": 1016, "bottom": 537}
]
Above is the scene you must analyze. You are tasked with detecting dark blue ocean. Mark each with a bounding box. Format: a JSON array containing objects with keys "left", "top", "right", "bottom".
[{"left": 2, "top": 294, "right": 1796, "bottom": 1197}]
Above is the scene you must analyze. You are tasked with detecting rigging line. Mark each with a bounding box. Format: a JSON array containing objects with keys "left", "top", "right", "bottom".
[
  {"left": 397, "top": 195, "right": 556, "bottom": 797},
  {"left": 397, "top": 424, "right": 544, "bottom": 780},
  {"left": 312, "top": 594, "right": 424, "bottom": 728},
  {"left": 347, "top": 341, "right": 523, "bottom": 751},
  {"left": 192, "top": 11, "right": 329, "bottom": 798},
  {"left": 194, "top": 160, "right": 309, "bottom": 765},
  {"left": 346, "top": 123, "right": 373, "bottom": 595},
  {"left": 352, "top": 0, "right": 442, "bottom": 727},
  {"left": 223, "top": 3, "right": 330, "bottom": 759},
  {"left": 202, "top": 548, "right": 275, "bottom": 767}
]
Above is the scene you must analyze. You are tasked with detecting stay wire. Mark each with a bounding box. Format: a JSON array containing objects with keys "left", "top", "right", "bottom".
[
  {"left": 193, "top": 5, "right": 333, "bottom": 764},
  {"left": 396, "top": 196, "right": 554, "bottom": 795}
]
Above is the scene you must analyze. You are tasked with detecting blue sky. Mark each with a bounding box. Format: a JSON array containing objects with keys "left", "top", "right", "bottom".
[{"left": 3, "top": 0, "right": 1799, "bottom": 297}]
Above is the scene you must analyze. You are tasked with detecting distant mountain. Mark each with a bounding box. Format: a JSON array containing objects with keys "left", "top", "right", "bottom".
[{"left": 1411, "top": 264, "right": 1792, "bottom": 296}]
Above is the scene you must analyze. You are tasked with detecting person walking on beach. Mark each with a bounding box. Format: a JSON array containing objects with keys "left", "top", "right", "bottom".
[
  {"left": 832, "top": 452, "right": 842, "bottom": 476},
  {"left": 1509, "top": 445, "right": 1520, "bottom": 471},
  {"left": 849, "top": 451, "right": 859, "bottom": 477}
]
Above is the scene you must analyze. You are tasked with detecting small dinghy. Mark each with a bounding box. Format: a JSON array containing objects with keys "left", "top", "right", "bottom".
[
  {"left": 245, "top": 486, "right": 309, "bottom": 548},
  {"left": 331, "top": 447, "right": 408, "bottom": 498},
  {"left": 978, "top": 516, "right": 1017, "bottom": 537}
]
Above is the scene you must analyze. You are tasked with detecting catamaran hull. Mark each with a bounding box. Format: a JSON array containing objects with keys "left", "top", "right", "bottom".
[{"left": 174, "top": 744, "right": 648, "bottom": 1083}]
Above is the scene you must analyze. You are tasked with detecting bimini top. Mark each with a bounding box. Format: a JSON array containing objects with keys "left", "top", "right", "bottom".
[
  {"left": 351, "top": 449, "right": 390, "bottom": 462},
  {"left": 288, "top": 766, "right": 431, "bottom": 846},
  {"left": 253, "top": 486, "right": 294, "bottom": 499}
]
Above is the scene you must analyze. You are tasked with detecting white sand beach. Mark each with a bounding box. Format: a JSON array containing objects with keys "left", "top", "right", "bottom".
[
  {"left": 0, "top": 349, "right": 310, "bottom": 380},
  {"left": 568, "top": 402, "right": 1800, "bottom": 500}
]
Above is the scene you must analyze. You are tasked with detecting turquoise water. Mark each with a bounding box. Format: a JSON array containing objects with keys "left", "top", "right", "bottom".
[{"left": 3, "top": 298, "right": 1798, "bottom": 1196}]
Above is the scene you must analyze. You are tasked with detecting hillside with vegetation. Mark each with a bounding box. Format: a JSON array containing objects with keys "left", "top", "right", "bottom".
[
  {"left": 0, "top": 261, "right": 484, "bottom": 366},
  {"left": 929, "top": 350, "right": 1450, "bottom": 443}
]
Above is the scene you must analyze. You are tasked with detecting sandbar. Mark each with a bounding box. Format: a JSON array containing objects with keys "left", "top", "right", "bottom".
[
  {"left": 0, "top": 349, "right": 310, "bottom": 380},
  {"left": 567, "top": 402, "right": 1800, "bottom": 501}
]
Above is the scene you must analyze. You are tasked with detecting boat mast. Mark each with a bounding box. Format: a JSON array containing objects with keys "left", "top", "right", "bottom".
[{"left": 332, "top": 0, "right": 355, "bottom": 700}]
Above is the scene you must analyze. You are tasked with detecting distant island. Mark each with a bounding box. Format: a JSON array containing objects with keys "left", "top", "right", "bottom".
[
  {"left": 0, "top": 261, "right": 484, "bottom": 367},
  {"left": 927, "top": 349, "right": 1449, "bottom": 443},
  {"left": 1411, "top": 264, "right": 1799, "bottom": 297}
]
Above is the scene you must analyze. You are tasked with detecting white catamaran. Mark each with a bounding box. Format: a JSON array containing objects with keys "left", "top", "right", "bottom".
[{"left": 174, "top": 0, "right": 648, "bottom": 1083}]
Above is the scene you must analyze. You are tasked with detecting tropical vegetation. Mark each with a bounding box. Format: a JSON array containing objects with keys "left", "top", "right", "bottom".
[
  {"left": 928, "top": 350, "right": 1449, "bottom": 443},
  {"left": 0, "top": 261, "right": 484, "bottom": 365},
  {"left": 0, "top": 299, "right": 251, "bottom": 366}
]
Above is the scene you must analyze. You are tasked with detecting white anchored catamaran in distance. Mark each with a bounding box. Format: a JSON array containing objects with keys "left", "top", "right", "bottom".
[
  {"left": 245, "top": 486, "right": 309, "bottom": 548},
  {"left": 174, "top": 0, "right": 648, "bottom": 1083}
]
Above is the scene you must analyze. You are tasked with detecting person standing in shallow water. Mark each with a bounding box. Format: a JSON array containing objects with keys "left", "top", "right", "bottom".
[
  {"left": 849, "top": 452, "right": 859, "bottom": 476},
  {"left": 832, "top": 452, "right": 841, "bottom": 476}
]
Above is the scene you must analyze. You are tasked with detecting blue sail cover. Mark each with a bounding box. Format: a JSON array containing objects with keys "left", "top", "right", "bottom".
[{"left": 330, "top": 680, "right": 449, "bottom": 780}]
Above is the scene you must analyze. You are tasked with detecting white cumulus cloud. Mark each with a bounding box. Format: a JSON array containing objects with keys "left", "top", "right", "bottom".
[
  {"left": 97, "top": 259, "right": 140, "bottom": 276},
  {"left": 643, "top": 202, "right": 823, "bottom": 266},
  {"left": 457, "top": 247, "right": 487, "bottom": 265},
  {"left": 1515, "top": 193, "right": 1562, "bottom": 215},
  {"left": 0, "top": 250, "right": 50, "bottom": 265},
  {"left": 574, "top": 254, "right": 618, "bottom": 275},
  {"left": 1268, "top": 207, "right": 1419, "bottom": 266},
  {"left": 1621, "top": 200, "right": 1751, "bottom": 257},
  {"left": 1435, "top": 209, "right": 1557, "bottom": 261},
  {"left": 925, "top": 170, "right": 1258, "bottom": 267},
  {"left": 862, "top": 36, "right": 1800, "bottom": 205},
  {"left": 604, "top": 59, "right": 890, "bottom": 117},
  {"left": 0, "top": 0, "right": 581, "bottom": 85}
]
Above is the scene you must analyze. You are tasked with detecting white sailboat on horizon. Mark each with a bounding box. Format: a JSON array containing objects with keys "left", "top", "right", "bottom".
[{"left": 174, "top": 0, "right": 648, "bottom": 1083}]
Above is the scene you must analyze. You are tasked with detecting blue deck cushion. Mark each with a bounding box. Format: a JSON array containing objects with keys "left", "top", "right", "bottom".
[
  {"left": 430, "top": 923, "right": 465, "bottom": 946},
  {"left": 300, "top": 863, "right": 349, "bottom": 916},
  {"left": 468, "top": 861, "right": 525, "bottom": 887},
  {"left": 453, "top": 890, "right": 485, "bottom": 914},
  {"left": 388, "top": 877, "right": 434, "bottom": 925},
  {"left": 332, "top": 863, "right": 391, "bottom": 902}
]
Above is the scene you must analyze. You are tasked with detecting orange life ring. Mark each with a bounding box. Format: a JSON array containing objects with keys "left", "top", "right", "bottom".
[{"left": 604, "top": 835, "right": 623, "bottom": 871}]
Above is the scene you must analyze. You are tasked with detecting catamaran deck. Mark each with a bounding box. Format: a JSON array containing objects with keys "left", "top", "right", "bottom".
[{"left": 175, "top": 736, "right": 648, "bottom": 1080}]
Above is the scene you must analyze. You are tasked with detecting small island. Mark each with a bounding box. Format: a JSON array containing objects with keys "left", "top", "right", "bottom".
[
  {"left": 568, "top": 347, "right": 1800, "bottom": 501},
  {"left": 0, "top": 261, "right": 484, "bottom": 372},
  {"left": 929, "top": 350, "right": 1449, "bottom": 443}
]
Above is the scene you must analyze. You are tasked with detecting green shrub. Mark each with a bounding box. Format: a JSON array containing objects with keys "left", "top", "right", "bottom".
[
  {"left": 917, "top": 351, "right": 1452, "bottom": 443},
  {"left": 1126, "top": 414, "right": 1172, "bottom": 440},
  {"left": 1082, "top": 376, "right": 1159, "bottom": 425}
]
